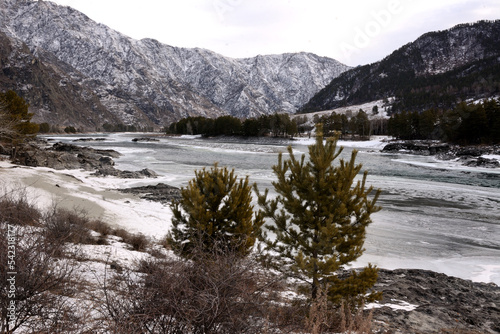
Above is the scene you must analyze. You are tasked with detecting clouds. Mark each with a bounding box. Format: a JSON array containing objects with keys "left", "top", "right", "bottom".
[{"left": 50, "top": 0, "right": 499, "bottom": 65}]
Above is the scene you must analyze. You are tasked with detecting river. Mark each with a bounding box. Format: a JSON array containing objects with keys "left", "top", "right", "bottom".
[{"left": 47, "top": 133, "right": 500, "bottom": 285}]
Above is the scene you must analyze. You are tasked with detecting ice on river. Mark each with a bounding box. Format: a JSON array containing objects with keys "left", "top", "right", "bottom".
[{"left": 9, "top": 133, "right": 500, "bottom": 285}]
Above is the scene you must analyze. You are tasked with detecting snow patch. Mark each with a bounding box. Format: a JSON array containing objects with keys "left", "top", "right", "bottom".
[{"left": 365, "top": 299, "right": 419, "bottom": 311}]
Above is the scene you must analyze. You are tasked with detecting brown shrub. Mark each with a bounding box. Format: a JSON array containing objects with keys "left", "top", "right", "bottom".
[
  {"left": 0, "top": 223, "right": 78, "bottom": 333},
  {"left": 112, "top": 228, "right": 149, "bottom": 251},
  {"left": 305, "top": 285, "right": 373, "bottom": 334},
  {"left": 98, "top": 241, "right": 284, "bottom": 333},
  {"left": 44, "top": 207, "right": 96, "bottom": 246},
  {"left": 0, "top": 188, "right": 41, "bottom": 226}
]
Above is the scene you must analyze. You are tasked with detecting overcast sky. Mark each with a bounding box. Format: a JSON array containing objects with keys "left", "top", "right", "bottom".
[{"left": 50, "top": 0, "right": 499, "bottom": 66}]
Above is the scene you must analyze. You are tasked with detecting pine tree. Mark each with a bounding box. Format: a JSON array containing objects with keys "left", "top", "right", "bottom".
[
  {"left": 0, "top": 90, "right": 38, "bottom": 142},
  {"left": 168, "top": 164, "right": 264, "bottom": 258},
  {"left": 256, "top": 124, "right": 381, "bottom": 305}
]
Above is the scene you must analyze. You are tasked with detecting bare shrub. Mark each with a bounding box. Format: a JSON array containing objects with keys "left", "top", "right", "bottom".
[
  {"left": 85, "top": 219, "right": 112, "bottom": 237},
  {"left": 98, "top": 241, "right": 283, "bottom": 333},
  {"left": 305, "top": 285, "right": 373, "bottom": 334},
  {"left": 44, "top": 207, "right": 96, "bottom": 246},
  {"left": 0, "top": 223, "right": 79, "bottom": 333},
  {"left": 0, "top": 187, "right": 41, "bottom": 226},
  {"left": 127, "top": 233, "right": 149, "bottom": 251},
  {"left": 112, "top": 228, "right": 149, "bottom": 251}
]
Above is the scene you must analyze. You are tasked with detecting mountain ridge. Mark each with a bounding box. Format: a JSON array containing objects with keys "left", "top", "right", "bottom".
[
  {"left": 0, "top": 0, "right": 349, "bottom": 129},
  {"left": 300, "top": 19, "right": 500, "bottom": 114}
]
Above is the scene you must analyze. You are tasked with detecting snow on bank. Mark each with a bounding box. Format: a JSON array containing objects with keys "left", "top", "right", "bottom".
[
  {"left": 294, "top": 136, "right": 390, "bottom": 150},
  {"left": 483, "top": 154, "right": 500, "bottom": 161},
  {"left": 0, "top": 160, "right": 172, "bottom": 239}
]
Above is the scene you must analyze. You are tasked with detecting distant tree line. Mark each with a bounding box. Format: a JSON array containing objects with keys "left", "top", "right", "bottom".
[
  {"left": 166, "top": 113, "right": 299, "bottom": 138},
  {"left": 388, "top": 99, "right": 500, "bottom": 144},
  {"left": 101, "top": 122, "right": 154, "bottom": 133},
  {"left": 37, "top": 122, "right": 155, "bottom": 134},
  {"left": 312, "top": 109, "right": 388, "bottom": 139}
]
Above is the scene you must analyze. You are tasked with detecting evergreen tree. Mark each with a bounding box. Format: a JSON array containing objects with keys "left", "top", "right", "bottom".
[
  {"left": 0, "top": 90, "right": 38, "bottom": 141},
  {"left": 256, "top": 124, "right": 381, "bottom": 305},
  {"left": 168, "top": 164, "right": 264, "bottom": 258}
]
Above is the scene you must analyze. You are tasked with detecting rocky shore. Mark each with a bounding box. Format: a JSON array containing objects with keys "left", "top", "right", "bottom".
[
  {"left": 2, "top": 139, "right": 499, "bottom": 333},
  {"left": 381, "top": 141, "right": 500, "bottom": 168},
  {"left": 7, "top": 140, "right": 158, "bottom": 178},
  {"left": 371, "top": 269, "right": 500, "bottom": 333},
  {"left": 119, "top": 183, "right": 181, "bottom": 203}
]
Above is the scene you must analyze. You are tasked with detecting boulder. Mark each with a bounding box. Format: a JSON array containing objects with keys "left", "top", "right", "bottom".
[{"left": 119, "top": 183, "right": 181, "bottom": 203}]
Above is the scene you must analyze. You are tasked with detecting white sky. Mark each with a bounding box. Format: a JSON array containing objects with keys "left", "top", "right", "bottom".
[{"left": 50, "top": 0, "right": 499, "bottom": 66}]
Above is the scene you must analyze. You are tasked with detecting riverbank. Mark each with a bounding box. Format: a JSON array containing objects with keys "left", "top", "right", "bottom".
[
  {"left": 1, "top": 157, "right": 499, "bottom": 333},
  {"left": 2, "top": 138, "right": 500, "bottom": 333},
  {"left": 380, "top": 140, "right": 500, "bottom": 168},
  {"left": 0, "top": 158, "right": 172, "bottom": 238}
]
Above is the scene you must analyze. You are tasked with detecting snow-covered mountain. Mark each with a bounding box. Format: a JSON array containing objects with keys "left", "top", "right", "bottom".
[
  {"left": 0, "top": 0, "right": 350, "bottom": 128},
  {"left": 301, "top": 20, "right": 500, "bottom": 113}
]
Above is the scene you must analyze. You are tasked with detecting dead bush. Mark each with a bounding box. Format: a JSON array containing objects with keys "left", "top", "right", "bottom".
[
  {"left": 112, "top": 228, "right": 149, "bottom": 251},
  {"left": 85, "top": 219, "right": 112, "bottom": 237},
  {"left": 98, "top": 241, "right": 284, "bottom": 333},
  {"left": 127, "top": 233, "right": 149, "bottom": 251},
  {"left": 0, "top": 223, "right": 79, "bottom": 333},
  {"left": 44, "top": 207, "right": 96, "bottom": 246},
  {"left": 0, "top": 187, "right": 41, "bottom": 226},
  {"left": 304, "top": 285, "right": 373, "bottom": 334}
]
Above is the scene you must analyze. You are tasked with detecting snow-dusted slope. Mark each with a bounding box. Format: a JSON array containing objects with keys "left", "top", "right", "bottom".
[
  {"left": 0, "top": 0, "right": 350, "bottom": 126},
  {"left": 301, "top": 20, "right": 500, "bottom": 113}
]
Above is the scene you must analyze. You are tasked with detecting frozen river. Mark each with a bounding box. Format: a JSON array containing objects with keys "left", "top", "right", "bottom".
[{"left": 48, "top": 133, "right": 500, "bottom": 285}]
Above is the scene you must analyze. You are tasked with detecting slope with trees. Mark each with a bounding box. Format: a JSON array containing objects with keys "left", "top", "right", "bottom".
[
  {"left": 300, "top": 20, "right": 500, "bottom": 115},
  {"left": 388, "top": 98, "right": 500, "bottom": 144}
]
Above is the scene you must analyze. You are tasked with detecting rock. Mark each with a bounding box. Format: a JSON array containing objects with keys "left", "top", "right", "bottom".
[
  {"left": 119, "top": 183, "right": 181, "bottom": 203},
  {"left": 455, "top": 147, "right": 483, "bottom": 157},
  {"left": 52, "top": 142, "right": 120, "bottom": 158},
  {"left": 462, "top": 157, "right": 500, "bottom": 168},
  {"left": 382, "top": 142, "right": 432, "bottom": 155},
  {"left": 12, "top": 141, "right": 158, "bottom": 178},
  {"left": 99, "top": 156, "right": 114, "bottom": 166},
  {"left": 370, "top": 269, "right": 500, "bottom": 334},
  {"left": 429, "top": 143, "right": 450, "bottom": 155},
  {"left": 92, "top": 167, "right": 158, "bottom": 179},
  {"left": 132, "top": 137, "right": 160, "bottom": 142},
  {"left": 382, "top": 141, "right": 500, "bottom": 169},
  {"left": 73, "top": 138, "right": 106, "bottom": 142}
]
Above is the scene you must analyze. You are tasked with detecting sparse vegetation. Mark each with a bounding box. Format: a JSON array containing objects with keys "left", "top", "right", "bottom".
[
  {"left": 2, "top": 125, "right": 496, "bottom": 333},
  {"left": 98, "top": 240, "right": 283, "bottom": 334}
]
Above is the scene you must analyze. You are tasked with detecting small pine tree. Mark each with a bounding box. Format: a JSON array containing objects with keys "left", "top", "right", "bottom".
[
  {"left": 0, "top": 90, "right": 39, "bottom": 144},
  {"left": 168, "top": 164, "right": 264, "bottom": 258},
  {"left": 256, "top": 124, "right": 381, "bottom": 305},
  {"left": 0, "top": 90, "right": 38, "bottom": 139}
]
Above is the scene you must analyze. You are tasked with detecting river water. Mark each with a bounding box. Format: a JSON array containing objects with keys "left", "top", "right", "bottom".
[{"left": 48, "top": 133, "right": 500, "bottom": 285}]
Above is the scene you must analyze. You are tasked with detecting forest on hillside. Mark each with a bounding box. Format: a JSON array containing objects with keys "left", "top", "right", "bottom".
[{"left": 388, "top": 99, "right": 500, "bottom": 144}]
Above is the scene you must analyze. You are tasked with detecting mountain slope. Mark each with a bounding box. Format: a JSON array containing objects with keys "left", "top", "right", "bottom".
[
  {"left": 300, "top": 20, "right": 500, "bottom": 113},
  {"left": 0, "top": 0, "right": 349, "bottom": 128},
  {"left": 0, "top": 30, "right": 122, "bottom": 128}
]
